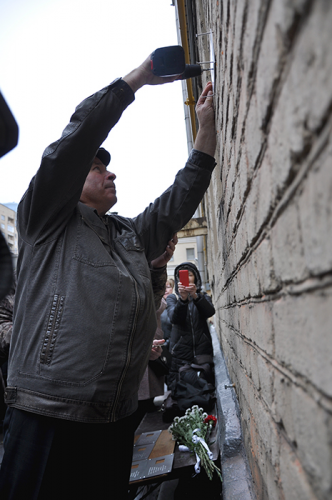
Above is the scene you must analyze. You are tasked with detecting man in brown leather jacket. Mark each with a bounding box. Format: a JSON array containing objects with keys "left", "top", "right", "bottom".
[{"left": 0, "top": 53, "right": 216, "bottom": 499}]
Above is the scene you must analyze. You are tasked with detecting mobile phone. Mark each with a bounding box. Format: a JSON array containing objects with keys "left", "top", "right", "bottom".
[{"left": 179, "top": 269, "right": 189, "bottom": 287}]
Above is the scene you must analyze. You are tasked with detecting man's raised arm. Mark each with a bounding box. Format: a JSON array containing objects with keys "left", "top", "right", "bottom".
[
  {"left": 133, "top": 80, "right": 217, "bottom": 262},
  {"left": 18, "top": 54, "right": 180, "bottom": 244}
]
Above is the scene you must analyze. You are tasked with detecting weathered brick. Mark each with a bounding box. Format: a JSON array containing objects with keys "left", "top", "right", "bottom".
[
  {"left": 238, "top": 262, "right": 251, "bottom": 300},
  {"left": 271, "top": 200, "right": 308, "bottom": 284},
  {"left": 256, "top": 154, "right": 274, "bottom": 234},
  {"left": 254, "top": 237, "right": 281, "bottom": 293},
  {"left": 242, "top": 0, "right": 264, "bottom": 89},
  {"left": 224, "top": 149, "right": 237, "bottom": 216},
  {"left": 298, "top": 145, "right": 332, "bottom": 275},
  {"left": 241, "top": 382, "right": 280, "bottom": 470},
  {"left": 268, "top": 0, "right": 332, "bottom": 198},
  {"left": 255, "top": 0, "right": 308, "bottom": 128},
  {"left": 273, "top": 289, "right": 332, "bottom": 397},
  {"left": 279, "top": 439, "right": 316, "bottom": 500},
  {"left": 247, "top": 254, "right": 261, "bottom": 298},
  {"left": 194, "top": 2, "right": 332, "bottom": 498},
  {"left": 232, "top": 174, "right": 243, "bottom": 226},
  {"left": 273, "top": 372, "right": 332, "bottom": 497},
  {"left": 238, "top": 143, "right": 250, "bottom": 202},
  {"left": 249, "top": 345, "right": 260, "bottom": 390},
  {"left": 245, "top": 93, "right": 264, "bottom": 173},
  {"left": 245, "top": 176, "right": 259, "bottom": 246},
  {"left": 248, "top": 300, "right": 274, "bottom": 356},
  {"left": 257, "top": 354, "right": 274, "bottom": 408},
  {"left": 233, "top": 218, "right": 249, "bottom": 264},
  {"left": 234, "top": 82, "right": 248, "bottom": 165}
]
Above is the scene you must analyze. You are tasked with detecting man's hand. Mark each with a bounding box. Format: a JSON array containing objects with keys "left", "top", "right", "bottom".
[
  {"left": 150, "top": 339, "right": 165, "bottom": 360},
  {"left": 193, "top": 81, "right": 216, "bottom": 157},
  {"left": 123, "top": 55, "right": 181, "bottom": 94},
  {"left": 151, "top": 233, "right": 178, "bottom": 269}
]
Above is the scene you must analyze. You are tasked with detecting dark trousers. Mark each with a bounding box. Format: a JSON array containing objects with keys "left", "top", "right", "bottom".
[{"left": 0, "top": 407, "right": 136, "bottom": 500}]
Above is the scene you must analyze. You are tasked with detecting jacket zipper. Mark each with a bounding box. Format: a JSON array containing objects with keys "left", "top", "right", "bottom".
[
  {"left": 111, "top": 278, "right": 140, "bottom": 422},
  {"left": 41, "top": 295, "right": 64, "bottom": 365}
]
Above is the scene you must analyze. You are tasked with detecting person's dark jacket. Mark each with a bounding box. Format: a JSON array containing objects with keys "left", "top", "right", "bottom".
[
  {"left": 5, "top": 79, "right": 216, "bottom": 423},
  {"left": 0, "top": 280, "right": 15, "bottom": 367},
  {"left": 166, "top": 262, "right": 215, "bottom": 388},
  {"left": 160, "top": 308, "right": 172, "bottom": 343}
]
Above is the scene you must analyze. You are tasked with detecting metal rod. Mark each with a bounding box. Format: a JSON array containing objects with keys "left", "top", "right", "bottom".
[
  {"left": 196, "top": 31, "right": 214, "bottom": 37},
  {"left": 196, "top": 61, "right": 215, "bottom": 64}
]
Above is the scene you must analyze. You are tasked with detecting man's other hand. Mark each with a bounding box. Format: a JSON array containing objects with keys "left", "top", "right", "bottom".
[
  {"left": 123, "top": 55, "right": 181, "bottom": 94},
  {"left": 194, "top": 81, "right": 216, "bottom": 157},
  {"left": 150, "top": 339, "right": 165, "bottom": 360}
]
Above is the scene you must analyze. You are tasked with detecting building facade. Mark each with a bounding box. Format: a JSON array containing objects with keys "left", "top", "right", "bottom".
[
  {"left": 166, "top": 236, "right": 197, "bottom": 280},
  {"left": 174, "top": 1, "right": 332, "bottom": 499},
  {"left": 0, "top": 203, "right": 18, "bottom": 258}
]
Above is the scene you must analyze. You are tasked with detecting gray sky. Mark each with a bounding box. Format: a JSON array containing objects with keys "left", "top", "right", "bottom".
[{"left": 0, "top": 0, "right": 188, "bottom": 217}]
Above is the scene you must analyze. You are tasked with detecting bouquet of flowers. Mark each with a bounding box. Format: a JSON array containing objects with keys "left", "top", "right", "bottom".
[{"left": 168, "top": 405, "right": 222, "bottom": 481}]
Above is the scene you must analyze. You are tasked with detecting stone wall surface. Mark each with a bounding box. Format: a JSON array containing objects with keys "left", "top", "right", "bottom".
[{"left": 191, "top": 0, "right": 332, "bottom": 498}]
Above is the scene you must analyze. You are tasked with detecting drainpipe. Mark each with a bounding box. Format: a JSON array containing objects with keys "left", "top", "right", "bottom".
[
  {"left": 175, "top": 0, "right": 207, "bottom": 289},
  {"left": 176, "top": 0, "right": 197, "bottom": 143}
]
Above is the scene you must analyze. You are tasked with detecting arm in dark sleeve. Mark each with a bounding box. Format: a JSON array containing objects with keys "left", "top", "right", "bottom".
[
  {"left": 149, "top": 265, "right": 167, "bottom": 311},
  {"left": 193, "top": 292, "right": 215, "bottom": 318},
  {"left": 166, "top": 293, "right": 188, "bottom": 325},
  {"left": 0, "top": 287, "right": 15, "bottom": 366},
  {"left": 18, "top": 79, "right": 135, "bottom": 244},
  {"left": 133, "top": 150, "right": 216, "bottom": 262}
]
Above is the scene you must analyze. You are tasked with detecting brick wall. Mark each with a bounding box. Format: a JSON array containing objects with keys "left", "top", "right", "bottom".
[{"left": 191, "top": 1, "right": 332, "bottom": 498}]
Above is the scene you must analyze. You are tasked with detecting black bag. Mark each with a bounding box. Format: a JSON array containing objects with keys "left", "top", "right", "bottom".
[
  {"left": 149, "top": 346, "right": 172, "bottom": 377},
  {"left": 162, "top": 392, "right": 182, "bottom": 422},
  {"left": 174, "top": 377, "right": 216, "bottom": 413},
  {"left": 149, "top": 356, "right": 169, "bottom": 377},
  {"left": 162, "top": 374, "right": 216, "bottom": 422}
]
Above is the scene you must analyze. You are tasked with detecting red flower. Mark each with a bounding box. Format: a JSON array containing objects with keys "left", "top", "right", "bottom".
[{"left": 204, "top": 415, "right": 217, "bottom": 427}]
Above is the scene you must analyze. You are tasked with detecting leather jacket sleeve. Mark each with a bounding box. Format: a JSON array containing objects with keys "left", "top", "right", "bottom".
[
  {"left": 133, "top": 150, "right": 216, "bottom": 263},
  {"left": 18, "top": 79, "right": 135, "bottom": 245},
  {"left": 149, "top": 265, "right": 167, "bottom": 310}
]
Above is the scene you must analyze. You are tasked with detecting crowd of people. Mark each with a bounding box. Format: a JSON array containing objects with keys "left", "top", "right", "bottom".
[{"left": 0, "top": 50, "right": 216, "bottom": 500}]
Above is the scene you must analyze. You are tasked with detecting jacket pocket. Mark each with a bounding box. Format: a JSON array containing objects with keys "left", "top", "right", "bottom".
[
  {"left": 40, "top": 295, "right": 65, "bottom": 365},
  {"left": 116, "top": 234, "right": 150, "bottom": 278},
  {"left": 117, "top": 234, "right": 144, "bottom": 252}
]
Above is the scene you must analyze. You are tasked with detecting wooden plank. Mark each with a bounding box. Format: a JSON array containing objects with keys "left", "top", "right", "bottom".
[{"left": 149, "top": 429, "right": 175, "bottom": 459}]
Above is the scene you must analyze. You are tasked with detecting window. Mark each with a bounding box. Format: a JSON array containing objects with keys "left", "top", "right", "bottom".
[
  {"left": 7, "top": 225, "right": 14, "bottom": 233},
  {"left": 186, "top": 248, "right": 195, "bottom": 260},
  {"left": 8, "top": 217, "right": 14, "bottom": 224},
  {"left": 1, "top": 223, "right": 5, "bottom": 230},
  {"left": 1, "top": 215, "right": 4, "bottom": 221}
]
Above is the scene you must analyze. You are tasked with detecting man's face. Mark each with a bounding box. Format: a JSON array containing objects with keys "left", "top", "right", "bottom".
[{"left": 80, "top": 157, "right": 117, "bottom": 215}]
